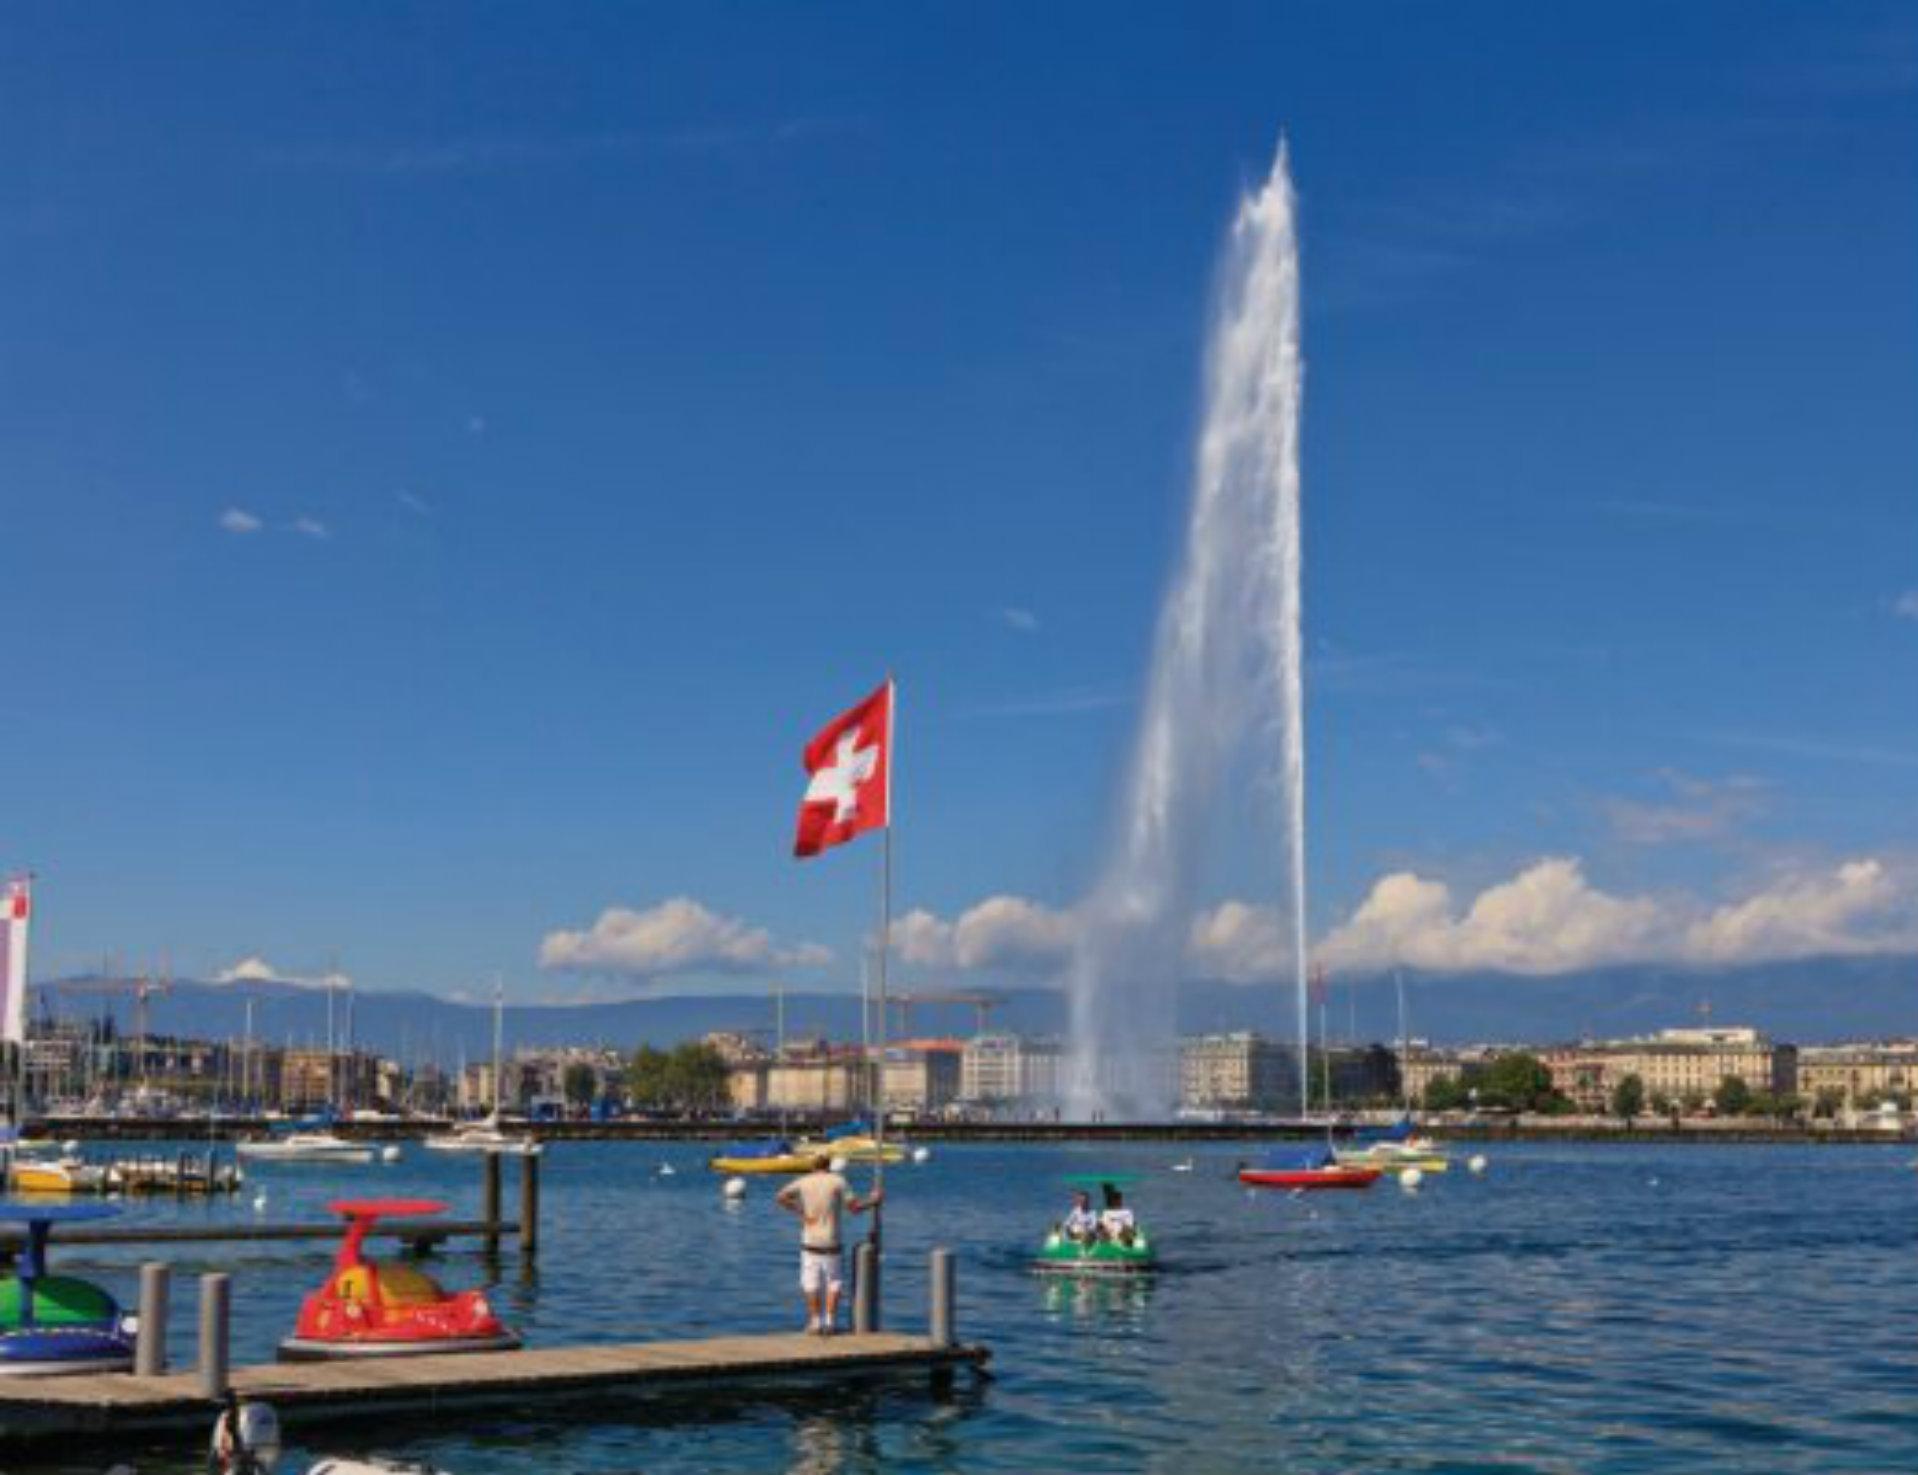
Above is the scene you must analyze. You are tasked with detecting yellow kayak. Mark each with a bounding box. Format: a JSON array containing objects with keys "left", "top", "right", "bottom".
[{"left": 707, "top": 1151, "right": 816, "bottom": 1176}]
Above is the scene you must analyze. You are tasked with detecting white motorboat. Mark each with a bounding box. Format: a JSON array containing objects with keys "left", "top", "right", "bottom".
[
  {"left": 236, "top": 1132, "right": 374, "bottom": 1165},
  {"left": 422, "top": 1117, "right": 541, "bottom": 1156}
]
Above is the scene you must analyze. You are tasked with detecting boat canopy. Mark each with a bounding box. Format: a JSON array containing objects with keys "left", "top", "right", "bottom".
[
  {"left": 1060, "top": 1173, "right": 1142, "bottom": 1189},
  {"left": 819, "top": 1120, "right": 871, "bottom": 1142},
  {"left": 722, "top": 1140, "right": 795, "bottom": 1159}
]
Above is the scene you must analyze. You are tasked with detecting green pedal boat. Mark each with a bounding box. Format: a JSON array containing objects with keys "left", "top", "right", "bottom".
[{"left": 1031, "top": 1174, "right": 1157, "bottom": 1275}]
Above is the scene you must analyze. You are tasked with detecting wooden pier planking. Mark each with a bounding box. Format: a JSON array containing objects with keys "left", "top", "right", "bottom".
[{"left": 0, "top": 1333, "right": 988, "bottom": 1443}]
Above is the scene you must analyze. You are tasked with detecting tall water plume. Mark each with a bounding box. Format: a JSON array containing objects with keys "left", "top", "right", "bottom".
[{"left": 1066, "top": 141, "right": 1306, "bottom": 1118}]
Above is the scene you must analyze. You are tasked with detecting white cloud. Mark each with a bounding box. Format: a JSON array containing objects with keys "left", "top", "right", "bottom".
[
  {"left": 1317, "top": 859, "right": 1680, "bottom": 975},
  {"left": 1684, "top": 859, "right": 1918, "bottom": 962},
  {"left": 212, "top": 955, "right": 351, "bottom": 990},
  {"left": 539, "top": 897, "right": 831, "bottom": 979},
  {"left": 397, "top": 491, "right": 432, "bottom": 516},
  {"left": 1313, "top": 855, "right": 1918, "bottom": 975},
  {"left": 219, "top": 508, "right": 263, "bottom": 535},
  {"left": 1895, "top": 590, "right": 1918, "bottom": 620},
  {"left": 290, "top": 516, "right": 330, "bottom": 540},
  {"left": 1189, "top": 900, "right": 1295, "bottom": 983},
  {"left": 999, "top": 607, "right": 1041, "bottom": 633},
  {"left": 894, "top": 895, "right": 1077, "bottom": 974}
]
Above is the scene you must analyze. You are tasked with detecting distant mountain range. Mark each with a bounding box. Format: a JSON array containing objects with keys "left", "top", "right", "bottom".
[{"left": 29, "top": 953, "right": 1916, "bottom": 1061}]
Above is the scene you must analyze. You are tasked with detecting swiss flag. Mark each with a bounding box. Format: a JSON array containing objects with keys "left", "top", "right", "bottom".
[{"left": 793, "top": 681, "right": 893, "bottom": 858}]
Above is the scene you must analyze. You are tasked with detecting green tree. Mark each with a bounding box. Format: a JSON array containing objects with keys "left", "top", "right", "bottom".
[
  {"left": 1477, "top": 1052, "right": 1562, "bottom": 1112},
  {"left": 1422, "top": 1073, "right": 1469, "bottom": 1112},
  {"left": 1649, "top": 1091, "right": 1673, "bottom": 1117},
  {"left": 562, "top": 1061, "right": 598, "bottom": 1107},
  {"left": 627, "top": 1042, "right": 730, "bottom": 1112},
  {"left": 1714, "top": 1075, "right": 1753, "bottom": 1116},
  {"left": 1811, "top": 1087, "right": 1846, "bottom": 1119},
  {"left": 1612, "top": 1073, "right": 1646, "bottom": 1120}
]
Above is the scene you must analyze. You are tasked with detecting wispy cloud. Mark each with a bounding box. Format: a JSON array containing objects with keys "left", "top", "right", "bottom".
[
  {"left": 966, "top": 683, "right": 1130, "bottom": 718},
  {"left": 1603, "top": 770, "right": 1769, "bottom": 846},
  {"left": 1893, "top": 590, "right": 1918, "bottom": 620},
  {"left": 257, "top": 119, "right": 864, "bottom": 177},
  {"left": 1705, "top": 731, "right": 1918, "bottom": 770},
  {"left": 219, "top": 507, "right": 263, "bottom": 535},
  {"left": 998, "top": 606, "right": 1040, "bottom": 634},
  {"left": 290, "top": 516, "right": 330, "bottom": 540},
  {"left": 397, "top": 491, "right": 432, "bottom": 516}
]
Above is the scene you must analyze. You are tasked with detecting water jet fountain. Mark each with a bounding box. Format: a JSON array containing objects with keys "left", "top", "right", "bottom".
[{"left": 1066, "top": 140, "right": 1308, "bottom": 1119}]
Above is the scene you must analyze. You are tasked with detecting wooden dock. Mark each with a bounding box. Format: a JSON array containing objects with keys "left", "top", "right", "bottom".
[{"left": 0, "top": 1332, "right": 989, "bottom": 1444}]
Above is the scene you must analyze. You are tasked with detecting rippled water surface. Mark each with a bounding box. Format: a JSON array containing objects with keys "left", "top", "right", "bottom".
[{"left": 17, "top": 1140, "right": 1918, "bottom": 1473}]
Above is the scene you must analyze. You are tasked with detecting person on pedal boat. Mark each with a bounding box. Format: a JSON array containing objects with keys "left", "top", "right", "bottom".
[
  {"left": 1061, "top": 1190, "right": 1100, "bottom": 1242},
  {"left": 1099, "top": 1184, "right": 1137, "bottom": 1245}
]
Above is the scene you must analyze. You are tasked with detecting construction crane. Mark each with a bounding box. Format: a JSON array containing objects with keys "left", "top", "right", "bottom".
[
  {"left": 53, "top": 970, "right": 173, "bottom": 1086},
  {"left": 886, "top": 990, "right": 1001, "bottom": 1038}
]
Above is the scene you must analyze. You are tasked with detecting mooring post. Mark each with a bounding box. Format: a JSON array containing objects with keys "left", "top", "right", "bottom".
[
  {"left": 482, "top": 1151, "right": 503, "bottom": 1256},
  {"left": 197, "top": 1272, "right": 230, "bottom": 1398},
  {"left": 929, "top": 1247, "right": 955, "bottom": 1348},
  {"left": 852, "top": 1241, "right": 878, "bottom": 1334},
  {"left": 519, "top": 1150, "right": 540, "bottom": 1259},
  {"left": 135, "top": 1262, "right": 170, "bottom": 1375}
]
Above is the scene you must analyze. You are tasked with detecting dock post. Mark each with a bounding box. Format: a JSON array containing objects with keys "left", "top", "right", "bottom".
[
  {"left": 929, "top": 1248, "right": 955, "bottom": 1348},
  {"left": 197, "top": 1272, "right": 230, "bottom": 1398},
  {"left": 852, "top": 1241, "right": 879, "bottom": 1334},
  {"left": 482, "top": 1151, "right": 502, "bottom": 1256},
  {"left": 519, "top": 1151, "right": 540, "bottom": 1259},
  {"left": 135, "top": 1262, "right": 170, "bottom": 1375}
]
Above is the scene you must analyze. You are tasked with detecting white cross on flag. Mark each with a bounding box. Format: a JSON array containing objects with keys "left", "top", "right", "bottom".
[
  {"left": 793, "top": 681, "right": 893, "bottom": 859},
  {"left": 1, "top": 876, "right": 30, "bottom": 1047}
]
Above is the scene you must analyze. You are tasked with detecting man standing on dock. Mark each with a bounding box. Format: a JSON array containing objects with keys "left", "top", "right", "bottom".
[{"left": 776, "top": 1153, "right": 883, "bottom": 1335}]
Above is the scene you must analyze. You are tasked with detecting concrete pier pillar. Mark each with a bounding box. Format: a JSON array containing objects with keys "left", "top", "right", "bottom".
[
  {"left": 135, "top": 1262, "right": 170, "bottom": 1375},
  {"left": 852, "top": 1242, "right": 878, "bottom": 1334},
  {"left": 197, "top": 1272, "right": 230, "bottom": 1398},
  {"left": 929, "top": 1248, "right": 954, "bottom": 1348}
]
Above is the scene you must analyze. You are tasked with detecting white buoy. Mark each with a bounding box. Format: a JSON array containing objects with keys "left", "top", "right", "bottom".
[
  {"left": 911, "top": 1146, "right": 931, "bottom": 1165},
  {"left": 659, "top": 1163, "right": 677, "bottom": 1177},
  {"left": 381, "top": 1145, "right": 402, "bottom": 1164},
  {"left": 62, "top": 1139, "right": 82, "bottom": 1157},
  {"left": 829, "top": 1156, "right": 848, "bottom": 1173},
  {"left": 251, "top": 1189, "right": 268, "bottom": 1213},
  {"left": 1467, "top": 1154, "right": 1488, "bottom": 1176},
  {"left": 723, "top": 1176, "right": 747, "bottom": 1200},
  {"left": 1398, "top": 1167, "right": 1424, "bottom": 1191}
]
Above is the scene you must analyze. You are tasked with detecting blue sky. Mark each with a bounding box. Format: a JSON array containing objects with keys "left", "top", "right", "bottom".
[{"left": 3, "top": 3, "right": 1915, "bottom": 998}]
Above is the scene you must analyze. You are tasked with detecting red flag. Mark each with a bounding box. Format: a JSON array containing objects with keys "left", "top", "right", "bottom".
[{"left": 793, "top": 681, "right": 892, "bottom": 858}]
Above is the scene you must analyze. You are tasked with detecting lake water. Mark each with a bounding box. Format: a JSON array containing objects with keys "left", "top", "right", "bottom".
[{"left": 15, "top": 1139, "right": 1918, "bottom": 1473}]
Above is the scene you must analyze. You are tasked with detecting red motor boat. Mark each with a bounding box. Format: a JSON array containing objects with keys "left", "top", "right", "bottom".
[
  {"left": 278, "top": 1198, "right": 521, "bottom": 1361},
  {"left": 1238, "top": 1150, "right": 1381, "bottom": 1191}
]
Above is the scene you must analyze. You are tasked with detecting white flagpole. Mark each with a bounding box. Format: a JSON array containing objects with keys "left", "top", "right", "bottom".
[{"left": 870, "top": 677, "right": 895, "bottom": 1246}]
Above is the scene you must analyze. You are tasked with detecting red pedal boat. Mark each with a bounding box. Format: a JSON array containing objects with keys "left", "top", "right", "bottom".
[
  {"left": 278, "top": 1198, "right": 521, "bottom": 1361},
  {"left": 1238, "top": 1150, "right": 1381, "bottom": 1191}
]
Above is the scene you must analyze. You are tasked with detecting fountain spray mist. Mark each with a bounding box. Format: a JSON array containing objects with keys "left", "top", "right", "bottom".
[{"left": 1066, "top": 141, "right": 1306, "bottom": 1118}]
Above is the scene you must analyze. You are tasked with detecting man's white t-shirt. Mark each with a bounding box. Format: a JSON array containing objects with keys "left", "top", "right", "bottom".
[{"left": 790, "top": 1170, "right": 852, "bottom": 1250}]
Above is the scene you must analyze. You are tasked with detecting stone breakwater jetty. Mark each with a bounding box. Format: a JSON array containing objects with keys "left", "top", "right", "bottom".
[{"left": 34, "top": 1116, "right": 1913, "bottom": 1146}]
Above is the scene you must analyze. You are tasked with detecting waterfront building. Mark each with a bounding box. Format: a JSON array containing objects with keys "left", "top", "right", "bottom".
[
  {"left": 960, "top": 1033, "right": 1063, "bottom": 1106},
  {"left": 1795, "top": 1041, "right": 1918, "bottom": 1108},
  {"left": 1178, "top": 1032, "right": 1296, "bottom": 1112},
  {"left": 1396, "top": 1044, "right": 1500, "bottom": 1106},
  {"left": 880, "top": 1040, "right": 964, "bottom": 1113},
  {"left": 1538, "top": 1027, "right": 1796, "bottom": 1111}
]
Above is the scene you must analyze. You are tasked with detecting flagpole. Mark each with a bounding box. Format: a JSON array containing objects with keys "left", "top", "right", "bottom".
[{"left": 870, "top": 677, "right": 894, "bottom": 1250}]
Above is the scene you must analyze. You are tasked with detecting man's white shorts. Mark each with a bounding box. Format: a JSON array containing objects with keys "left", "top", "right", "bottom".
[{"left": 800, "top": 1247, "right": 843, "bottom": 1294}]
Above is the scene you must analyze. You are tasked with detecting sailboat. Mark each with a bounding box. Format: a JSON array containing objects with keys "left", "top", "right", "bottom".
[
  {"left": 1336, "top": 971, "right": 1450, "bottom": 1172},
  {"left": 424, "top": 984, "right": 539, "bottom": 1156}
]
